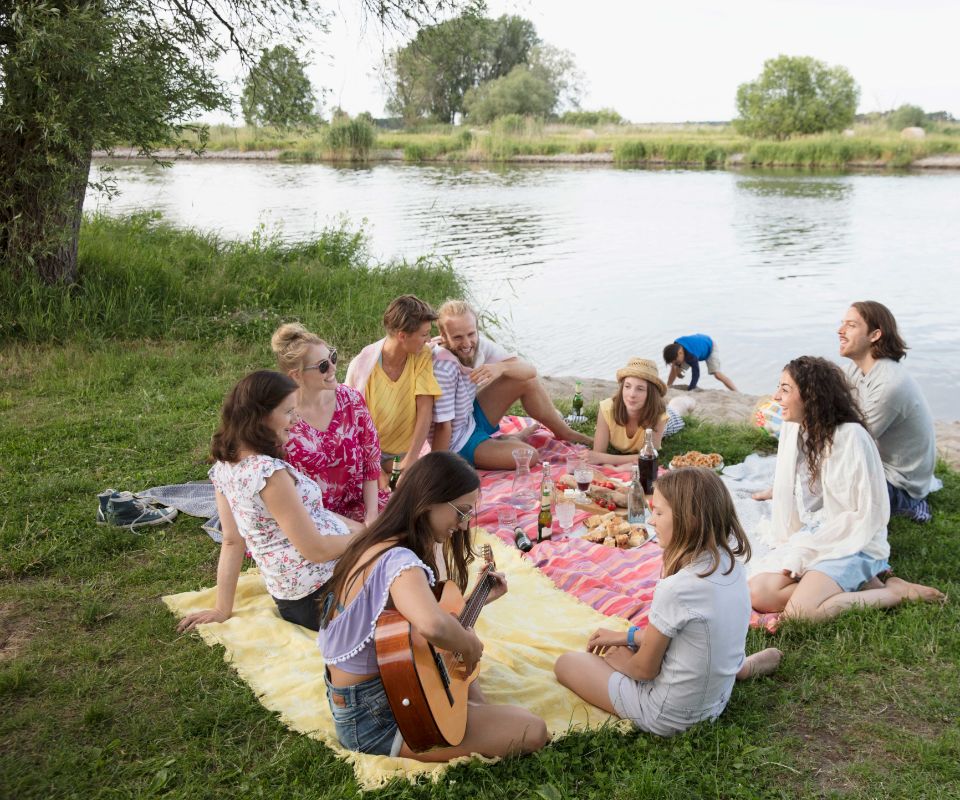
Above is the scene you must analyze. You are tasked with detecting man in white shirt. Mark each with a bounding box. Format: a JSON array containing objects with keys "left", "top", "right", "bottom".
[
  {"left": 839, "top": 301, "right": 938, "bottom": 522},
  {"left": 435, "top": 300, "right": 593, "bottom": 450}
]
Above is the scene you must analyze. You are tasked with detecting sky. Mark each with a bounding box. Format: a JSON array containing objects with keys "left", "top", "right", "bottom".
[{"left": 216, "top": 0, "right": 960, "bottom": 123}]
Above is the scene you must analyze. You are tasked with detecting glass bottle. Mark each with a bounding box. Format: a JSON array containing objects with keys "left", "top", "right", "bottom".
[
  {"left": 627, "top": 464, "right": 646, "bottom": 524},
  {"left": 572, "top": 380, "right": 584, "bottom": 417},
  {"left": 510, "top": 448, "right": 538, "bottom": 509},
  {"left": 388, "top": 455, "right": 402, "bottom": 491},
  {"left": 537, "top": 462, "right": 554, "bottom": 541},
  {"left": 513, "top": 526, "right": 533, "bottom": 552},
  {"left": 637, "top": 429, "right": 658, "bottom": 495}
]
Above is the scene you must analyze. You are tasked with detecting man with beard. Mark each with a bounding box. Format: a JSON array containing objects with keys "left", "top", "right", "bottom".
[
  {"left": 839, "top": 301, "right": 938, "bottom": 523},
  {"left": 434, "top": 300, "right": 592, "bottom": 449}
]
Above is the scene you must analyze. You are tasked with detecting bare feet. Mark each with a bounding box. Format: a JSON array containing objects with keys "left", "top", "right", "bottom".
[
  {"left": 510, "top": 423, "right": 541, "bottom": 443},
  {"left": 752, "top": 487, "right": 773, "bottom": 501},
  {"left": 561, "top": 429, "right": 593, "bottom": 447},
  {"left": 885, "top": 576, "right": 946, "bottom": 604},
  {"left": 736, "top": 647, "right": 783, "bottom": 680}
]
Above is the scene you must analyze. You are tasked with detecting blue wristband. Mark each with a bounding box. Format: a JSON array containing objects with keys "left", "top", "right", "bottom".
[{"left": 626, "top": 626, "right": 638, "bottom": 650}]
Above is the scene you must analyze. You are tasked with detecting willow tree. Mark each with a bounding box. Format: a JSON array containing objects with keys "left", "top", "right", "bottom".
[{"left": 0, "top": 1, "right": 459, "bottom": 284}]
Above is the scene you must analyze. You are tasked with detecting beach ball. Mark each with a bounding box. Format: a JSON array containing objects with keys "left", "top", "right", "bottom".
[{"left": 754, "top": 396, "right": 784, "bottom": 439}]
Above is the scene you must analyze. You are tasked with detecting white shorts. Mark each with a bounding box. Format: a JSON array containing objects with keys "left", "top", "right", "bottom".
[{"left": 705, "top": 340, "right": 722, "bottom": 375}]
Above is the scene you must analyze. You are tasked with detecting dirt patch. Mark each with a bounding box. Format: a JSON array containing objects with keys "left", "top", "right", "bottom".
[{"left": 0, "top": 602, "right": 31, "bottom": 662}]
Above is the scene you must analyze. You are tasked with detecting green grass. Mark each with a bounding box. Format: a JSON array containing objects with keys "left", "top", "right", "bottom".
[
  {"left": 198, "top": 122, "right": 960, "bottom": 168},
  {"left": 1, "top": 220, "right": 958, "bottom": 798}
]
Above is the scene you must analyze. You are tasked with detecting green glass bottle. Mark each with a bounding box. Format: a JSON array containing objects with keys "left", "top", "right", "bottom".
[
  {"left": 572, "top": 380, "right": 584, "bottom": 417},
  {"left": 388, "top": 455, "right": 402, "bottom": 491}
]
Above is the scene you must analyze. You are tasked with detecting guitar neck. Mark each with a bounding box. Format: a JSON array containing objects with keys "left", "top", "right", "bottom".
[{"left": 458, "top": 573, "right": 493, "bottom": 630}]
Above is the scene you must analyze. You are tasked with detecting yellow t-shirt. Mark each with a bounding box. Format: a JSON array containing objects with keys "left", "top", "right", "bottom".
[
  {"left": 365, "top": 346, "right": 441, "bottom": 456},
  {"left": 598, "top": 398, "right": 667, "bottom": 453}
]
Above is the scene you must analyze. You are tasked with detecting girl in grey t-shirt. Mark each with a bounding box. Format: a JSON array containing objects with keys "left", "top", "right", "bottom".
[{"left": 555, "top": 468, "right": 782, "bottom": 736}]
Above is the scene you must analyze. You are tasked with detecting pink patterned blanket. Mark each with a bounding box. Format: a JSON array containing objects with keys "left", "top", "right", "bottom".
[{"left": 479, "top": 416, "right": 779, "bottom": 632}]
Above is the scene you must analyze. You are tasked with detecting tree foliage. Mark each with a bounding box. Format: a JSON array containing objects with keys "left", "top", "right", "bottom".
[
  {"left": 383, "top": 13, "right": 540, "bottom": 124},
  {"left": 887, "top": 104, "right": 928, "bottom": 131},
  {"left": 735, "top": 55, "right": 859, "bottom": 140},
  {"left": 0, "top": 0, "right": 463, "bottom": 284},
  {"left": 241, "top": 45, "right": 318, "bottom": 128},
  {"left": 463, "top": 45, "right": 582, "bottom": 123}
]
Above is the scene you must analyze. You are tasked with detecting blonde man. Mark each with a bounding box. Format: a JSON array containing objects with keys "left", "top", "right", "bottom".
[
  {"left": 436, "top": 300, "right": 592, "bottom": 446},
  {"left": 346, "top": 295, "right": 442, "bottom": 478}
]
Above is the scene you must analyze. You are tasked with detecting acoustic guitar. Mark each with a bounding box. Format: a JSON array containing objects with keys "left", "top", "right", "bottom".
[{"left": 374, "top": 545, "right": 497, "bottom": 753}]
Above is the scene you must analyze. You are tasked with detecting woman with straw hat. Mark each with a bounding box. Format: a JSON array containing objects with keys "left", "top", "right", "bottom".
[{"left": 587, "top": 358, "right": 685, "bottom": 466}]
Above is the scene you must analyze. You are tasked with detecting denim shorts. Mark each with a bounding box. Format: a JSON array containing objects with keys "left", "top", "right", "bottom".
[
  {"left": 809, "top": 551, "right": 891, "bottom": 593},
  {"left": 457, "top": 399, "right": 499, "bottom": 466},
  {"left": 325, "top": 673, "right": 402, "bottom": 756},
  {"left": 272, "top": 587, "right": 322, "bottom": 631}
]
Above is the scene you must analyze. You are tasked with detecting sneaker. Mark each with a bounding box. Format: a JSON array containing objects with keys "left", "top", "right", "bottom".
[
  {"left": 96, "top": 488, "right": 119, "bottom": 525},
  {"left": 106, "top": 492, "right": 178, "bottom": 530}
]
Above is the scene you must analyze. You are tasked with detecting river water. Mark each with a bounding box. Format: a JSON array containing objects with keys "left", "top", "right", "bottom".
[{"left": 87, "top": 160, "right": 960, "bottom": 419}]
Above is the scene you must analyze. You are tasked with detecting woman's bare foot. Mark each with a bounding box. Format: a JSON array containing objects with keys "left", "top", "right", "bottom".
[
  {"left": 736, "top": 647, "right": 783, "bottom": 680},
  {"left": 752, "top": 487, "right": 773, "bottom": 501},
  {"left": 885, "top": 576, "right": 946, "bottom": 604}
]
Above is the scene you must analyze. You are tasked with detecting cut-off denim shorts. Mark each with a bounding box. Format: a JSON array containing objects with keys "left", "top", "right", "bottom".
[{"left": 325, "top": 673, "right": 402, "bottom": 756}]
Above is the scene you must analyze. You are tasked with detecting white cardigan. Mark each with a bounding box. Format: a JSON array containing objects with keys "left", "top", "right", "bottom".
[{"left": 752, "top": 421, "right": 890, "bottom": 578}]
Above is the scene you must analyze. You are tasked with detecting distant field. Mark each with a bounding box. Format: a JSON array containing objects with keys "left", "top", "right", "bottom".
[{"left": 191, "top": 121, "right": 960, "bottom": 168}]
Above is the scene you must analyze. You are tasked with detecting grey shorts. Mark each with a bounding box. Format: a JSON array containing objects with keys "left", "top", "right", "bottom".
[{"left": 705, "top": 341, "right": 722, "bottom": 374}]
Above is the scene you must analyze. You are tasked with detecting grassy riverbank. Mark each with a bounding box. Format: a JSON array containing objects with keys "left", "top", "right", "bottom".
[
  {"left": 194, "top": 121, "right": 960, "bottom": 168},
  {"left": 2, "top": 218, "right": 958, "bottom": 798}
]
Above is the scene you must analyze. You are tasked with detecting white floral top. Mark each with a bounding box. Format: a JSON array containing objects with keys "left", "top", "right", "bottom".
[{"left": 209, "top": 455, "right": 350, "bottom": 600}]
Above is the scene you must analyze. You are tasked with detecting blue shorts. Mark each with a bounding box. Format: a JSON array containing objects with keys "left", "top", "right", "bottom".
[
  {"left": 809, "top": 552, "right": 891, "bottom": 593},
  {"left": 456, "top": 399, "right": 499, "bottom": 466},
  {"left": 325, "top": 674, "right": 402, "bottom": 756}
]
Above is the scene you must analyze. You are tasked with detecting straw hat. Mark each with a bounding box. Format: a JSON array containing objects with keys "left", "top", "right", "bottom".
[{"left": 615, "top": 358, "right": 666, "bottom": 396}]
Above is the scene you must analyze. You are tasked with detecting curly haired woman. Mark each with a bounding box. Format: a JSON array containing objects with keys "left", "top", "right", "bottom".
[{"left": 748, "top": 357, "right": 943, "bottom": 622}]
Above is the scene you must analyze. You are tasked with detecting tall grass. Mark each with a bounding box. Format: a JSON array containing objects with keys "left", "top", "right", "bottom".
[
  {"left": 320, "top": 118, "right": 376, "bottom": 161},
  {"left": 1, "top": 214, "right": 462, "bottom": 350}
]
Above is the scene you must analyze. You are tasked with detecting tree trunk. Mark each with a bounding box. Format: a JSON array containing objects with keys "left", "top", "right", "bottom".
[{"left": 0, "top": 133, "right": 92, "bottom": 285}]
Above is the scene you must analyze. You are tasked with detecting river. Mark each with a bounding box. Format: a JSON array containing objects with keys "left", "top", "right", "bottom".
[{"left": 87, "top": 159, "right": 960, "bottom": 420}]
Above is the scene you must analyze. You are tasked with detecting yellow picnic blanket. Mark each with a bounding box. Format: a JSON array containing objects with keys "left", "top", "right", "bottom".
[{"left": 163, "top": 529, "right": 629, "bottom": 790}]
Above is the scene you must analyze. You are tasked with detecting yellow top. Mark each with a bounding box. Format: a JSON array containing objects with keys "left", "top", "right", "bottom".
[
  {"left": 364, "top": 346, "right": 441, "bottom": 455},
  {"left": 598, "top": 398, "right": 667, "bottom": 453}
]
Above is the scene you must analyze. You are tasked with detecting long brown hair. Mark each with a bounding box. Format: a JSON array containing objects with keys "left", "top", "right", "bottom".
[
  {"left": 612, "top": 378, "right": 665, "bottom": 431},
  {"left": 785, "top": 356, "right": 866, "bottom": 486},
  {"left": 656, "top": 468, "right": 750, "bottom": 578},
  {"left": 210, "top": 370, "right": 298, "bottom": 463},
  {"left": 851, "top": 300, "right": 908, "bottom": 362},
  {"left": 319, "top": 452, "right": 481, "bottom": 625}
]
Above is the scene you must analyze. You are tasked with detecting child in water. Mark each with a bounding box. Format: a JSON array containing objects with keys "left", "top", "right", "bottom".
[{"left": 555, "top": 468, "right": 781, "bottom": 736}]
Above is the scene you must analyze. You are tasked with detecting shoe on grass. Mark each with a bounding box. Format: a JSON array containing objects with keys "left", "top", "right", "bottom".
[
  {"left": 96, "top": 488, "right": 119, "bottom": 525},
  {"left": 106, "top": 492, "right": 178, "bottom": 530}
]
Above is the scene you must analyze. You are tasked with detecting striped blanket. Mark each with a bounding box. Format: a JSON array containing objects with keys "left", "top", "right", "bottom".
[{"left": 483, "top": 417, "right": 779, "bottom": 632}]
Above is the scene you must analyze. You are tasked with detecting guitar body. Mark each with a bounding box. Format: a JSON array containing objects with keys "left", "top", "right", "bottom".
[{"left": 374, "top": 581, "right": 479, "bottom": 753}]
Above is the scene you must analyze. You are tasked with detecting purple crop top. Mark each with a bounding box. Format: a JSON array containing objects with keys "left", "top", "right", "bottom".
[{"left": 317, "top": 547, "right": 435, "bottom": 674}]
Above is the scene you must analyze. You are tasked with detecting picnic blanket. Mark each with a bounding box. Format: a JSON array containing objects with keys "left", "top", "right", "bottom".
[
  {"left": 164, "top": 529, "right": 628, "bottom": 790},
  {"left": 483, "top": 417, "right": 781, "bottom": 632}
]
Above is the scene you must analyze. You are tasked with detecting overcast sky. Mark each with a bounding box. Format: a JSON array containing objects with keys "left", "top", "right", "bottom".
[{"left": 219, "top": 0, "right": 960, "bottom": 123}]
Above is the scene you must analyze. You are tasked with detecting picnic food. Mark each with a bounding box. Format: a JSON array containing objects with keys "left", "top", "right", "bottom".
[
  {"left": 584, "top": 514, "right": 649, "bottom": 548},
  {"left": 669, "top": 451, "right": 724, "bottom": 469}
]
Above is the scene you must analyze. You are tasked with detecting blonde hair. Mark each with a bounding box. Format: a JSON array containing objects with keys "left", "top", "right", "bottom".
[
  {"left": 655, "top": 468, "right": 750, "bottom": 579},
  {"left": 270, "top": 322, "right": 326, "bottom": 373},
  {"left": 437, "top": 299, "right": 477, "bottom": 332}
]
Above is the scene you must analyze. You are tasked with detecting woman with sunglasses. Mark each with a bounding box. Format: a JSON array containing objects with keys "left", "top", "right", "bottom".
[
  {"left": 177, "top": 370, "right": 358, "bottom": 634},
  {"left": 318, "top": 450, "right": 549, "bottom": 760},
  {"left": 273, "top": 323, "right": 390, "bottom": 525}
]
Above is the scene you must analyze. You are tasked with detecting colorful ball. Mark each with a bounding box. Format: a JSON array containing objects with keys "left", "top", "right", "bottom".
[{"left": 754, "top": 396, "right": 784, "bottom": 439}]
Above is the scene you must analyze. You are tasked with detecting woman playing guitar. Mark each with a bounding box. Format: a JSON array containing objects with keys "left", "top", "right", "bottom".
[{"left": 317, "top": 451, "right": 549, "bottom": 761}]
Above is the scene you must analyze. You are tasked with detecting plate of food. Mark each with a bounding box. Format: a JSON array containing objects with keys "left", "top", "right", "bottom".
[
  {"left": 580, "top": 512, "right": 654, "bottom": 549},
  {"left": 668, "top": 451, "right": 724, "bottom": 472}
]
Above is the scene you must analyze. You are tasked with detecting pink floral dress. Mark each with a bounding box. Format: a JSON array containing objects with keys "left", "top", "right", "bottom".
[
  {"left": 209, "top": 455, "right": 349, "bottom": 600},
  {"left": 284, "top": 384, "right": 390, "bottom": 523}
]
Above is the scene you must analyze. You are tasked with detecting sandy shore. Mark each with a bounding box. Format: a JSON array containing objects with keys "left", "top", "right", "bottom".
[{"left": 541, "top": 375, "right": 960, "bottom": 471}]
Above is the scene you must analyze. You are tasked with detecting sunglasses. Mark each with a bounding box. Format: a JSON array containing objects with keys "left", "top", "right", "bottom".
[
  {"left": 304, "top": 349, "right": 338, "bottom": 375},
  {"left": 447, "top": 502, "right": 473, "bottom": 528}
]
